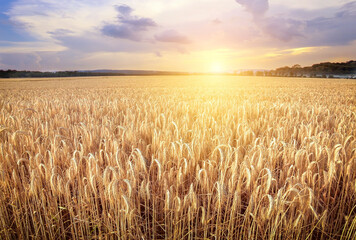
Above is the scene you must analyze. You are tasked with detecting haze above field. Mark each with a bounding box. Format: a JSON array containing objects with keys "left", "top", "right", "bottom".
[{"left": 1, "top": 0, "right": 356, "bottom": 72}]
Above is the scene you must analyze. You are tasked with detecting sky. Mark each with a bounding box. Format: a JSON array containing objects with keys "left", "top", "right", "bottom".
[{"left": 0, "top": 0, "right": 355, "bottom": 72}]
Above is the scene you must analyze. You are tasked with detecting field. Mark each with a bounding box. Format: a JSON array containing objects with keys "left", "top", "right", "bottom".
[{"left": 0, "top": 76, "right": 355, "bottom": 239}]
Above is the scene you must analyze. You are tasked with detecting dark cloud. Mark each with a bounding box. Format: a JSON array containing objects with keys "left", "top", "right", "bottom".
[
  {"left": 120, "top": 18, "right": 157, "bottom": 29},
  {"left": 101, "top": 5, "right": 157, "bottom": 41},
  {"left": 154, "top": 30, "right": 190, "bottom": 44},
  {"left": 102, "top": 24, "right": 142, "bottom": 41},
  {"left": 305, "top": 2, "right": 356, "bottom": 45},
  {"left": 236, "top": 0, "right": 356, "bottom": 45},
  {"left": 337, "top": 1, "right": 356, "bottom": 17},
  {"left": 257, "top": 17, "right": 304, "bottom": 42},
  {"left": 116, "top": 5, "right": 133, "bottom": 16}
]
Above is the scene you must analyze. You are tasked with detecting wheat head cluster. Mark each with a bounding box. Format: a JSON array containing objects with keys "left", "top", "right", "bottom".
[{"left": 0, "top": 76, "right": 355, "bottom": 239}]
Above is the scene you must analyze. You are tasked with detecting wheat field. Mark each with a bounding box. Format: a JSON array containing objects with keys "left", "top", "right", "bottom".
[{"left": 0, "top": 76, "right": 355, "bottom": 239}]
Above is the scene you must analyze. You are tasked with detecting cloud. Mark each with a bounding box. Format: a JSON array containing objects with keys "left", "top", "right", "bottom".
[
  {"left": 154, "top": 30, "right": 190, "bottom": 44},
  {"left": 338, "top": 1, "right": 356, "bottom": 16},
  {"left": 101, "top": 5, "right": 157, "bottom": 41},
  {"left": 0, "top": 52, "right": 42, "bottom": 70},
  {"left": 2, "top": 0, "right": 356, "bottom": 71},
  {"left": 304, "top": 2, "right": 356, "bottom": 45},
  {"left": 236, "top": 0, "right": 303, "bottom": 41},
  {"left": 257, "top": 17, "right": 303, "bottom": 42},
  {"left": 47, "top": 29, "right": 74, "bottom": 36},
  {"left": 52, "top": 31, "right": 154, "bottom": 53},
  {"left": 6, "top": 0, "right": 106, "bottom": 39},
  {"left": 211, "top": 18, "right": 222, "bottom": 25},
  {"left": 116, "top": 5, "right": 133, "bottom": 16},
  {"left": 235, "top": 0, "right": 269, "bottom": 17},
  {"left": 235, "top": 0, "right": 356, "bottom": 45},
  {"left": 155, "top": 51, "right": 162, "bottom": 57}
]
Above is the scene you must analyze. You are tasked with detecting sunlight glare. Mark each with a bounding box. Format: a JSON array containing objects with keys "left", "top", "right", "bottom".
[{"left": 210, "top": 62, "right": 225, "bottom": 73}]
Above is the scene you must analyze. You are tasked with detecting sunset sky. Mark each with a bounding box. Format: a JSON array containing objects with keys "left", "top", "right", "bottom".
[{"left": 0, "top": 0, "right": 356, "bottom": 72}]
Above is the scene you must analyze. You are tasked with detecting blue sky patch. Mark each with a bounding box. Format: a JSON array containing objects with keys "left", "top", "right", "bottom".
[{"left": 0, "top": 1, "right": 35, "bottom": 43}]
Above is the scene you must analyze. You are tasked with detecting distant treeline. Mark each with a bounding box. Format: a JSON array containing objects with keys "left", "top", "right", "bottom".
[
  {"left": 0, "top": 70, "right": 189, "bottom": 78},
  {"left": 0, "top": 70, "right": 128, "bottom": 78},
  {"left": 1, "top": 60, "right": 356, "bottom": 78},
  {"left": 238, "top": 60, "right": 356, "bottom": 78}
]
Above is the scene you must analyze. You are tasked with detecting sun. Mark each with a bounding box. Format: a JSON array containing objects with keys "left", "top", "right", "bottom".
[{"left": 210, "top": 62, "right": 225, "bottom": 73}]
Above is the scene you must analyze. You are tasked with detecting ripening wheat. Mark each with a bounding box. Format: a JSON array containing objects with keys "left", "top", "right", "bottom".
[{"left": 0, "top": 76, "right": 355, "bottom": 239}]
